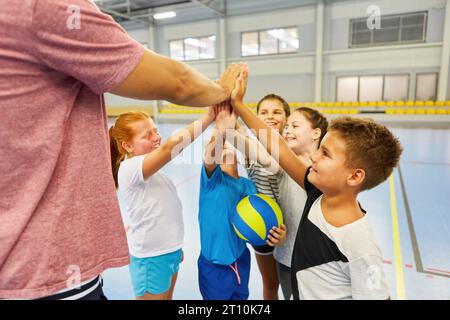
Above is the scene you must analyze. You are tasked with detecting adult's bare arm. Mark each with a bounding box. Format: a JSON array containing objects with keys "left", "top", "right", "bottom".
[{"left": 111, "top": 50, "right": 242, "bottom": 107}]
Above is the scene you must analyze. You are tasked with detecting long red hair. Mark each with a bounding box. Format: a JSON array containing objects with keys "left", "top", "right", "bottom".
[{"left": 109, "top": 111, "right": 150, "bottom": 188}]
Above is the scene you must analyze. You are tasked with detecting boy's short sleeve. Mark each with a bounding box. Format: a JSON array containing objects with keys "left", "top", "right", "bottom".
[
  {"left": 201, "top": 163, "right": 222, "bottom": 190},
  {"left": 30, "top": 0, "right": 145, "bottom": 94},
  {"left": 348, "top": 255, "right": 390, "bottom": 300}
]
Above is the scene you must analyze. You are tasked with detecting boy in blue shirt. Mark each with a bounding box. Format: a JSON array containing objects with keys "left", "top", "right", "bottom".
[{"left": 198, "top": 103, "right": 286, "bottom": 300}]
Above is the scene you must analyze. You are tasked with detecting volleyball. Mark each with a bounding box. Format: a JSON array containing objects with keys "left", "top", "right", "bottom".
[{"left": 232, "top": 194, "right": 283, "bottom": 246}]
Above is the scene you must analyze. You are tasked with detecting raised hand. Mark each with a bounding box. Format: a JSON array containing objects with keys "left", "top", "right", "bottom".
[
  {"left": 215, "top": 101, "right": 237, "bottom": 134},
  {"left": 217, "top": 63, "right": 245, "bottom": 100},
  {"left": 203, "top": 105, "right": 217, "bottom": 125},
  {"left": 231, "top": 64, "right": 249, "bottom": 106}
]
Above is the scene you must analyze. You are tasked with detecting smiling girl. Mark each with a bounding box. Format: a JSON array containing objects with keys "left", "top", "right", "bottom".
[
  {"left": 109, "top": 109, "right": 217, "bottom": 300},
  {"left": 242, "top": 94, "right": 290, "bottom": 300}
]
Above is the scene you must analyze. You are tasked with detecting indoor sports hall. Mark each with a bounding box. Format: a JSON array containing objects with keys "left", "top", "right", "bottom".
[
  {"left": 3, "top": 0, "right": 448, "bottom": 301},
  {"left": 97, "top": 0, "right": 450, "bottom": 300}
]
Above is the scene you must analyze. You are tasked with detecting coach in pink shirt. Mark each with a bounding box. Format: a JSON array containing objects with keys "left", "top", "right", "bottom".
[{"left": 0, "top": 0, "right": 241, "bottom": 299}]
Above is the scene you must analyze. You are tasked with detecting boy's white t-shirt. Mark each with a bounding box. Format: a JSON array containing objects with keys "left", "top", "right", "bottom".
[{"left": 118, "top": 155, "right": 184, "bottom": 258}]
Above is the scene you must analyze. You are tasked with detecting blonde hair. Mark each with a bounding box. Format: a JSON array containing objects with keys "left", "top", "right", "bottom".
[{"left": 109, "top": 111, "right": 150, "bottom": 188}]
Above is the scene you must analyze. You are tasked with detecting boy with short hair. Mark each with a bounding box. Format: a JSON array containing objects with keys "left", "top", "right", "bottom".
[{"left": 231, "top": 68, "right": 402, "bottom": 300}]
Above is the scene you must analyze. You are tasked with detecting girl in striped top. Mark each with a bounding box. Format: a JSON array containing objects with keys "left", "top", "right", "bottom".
[{"left": 242, "top": 94, "right": 290, "bottom": 300}]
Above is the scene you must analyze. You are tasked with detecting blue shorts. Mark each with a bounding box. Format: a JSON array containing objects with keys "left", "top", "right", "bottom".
[
  {"left": 198, "top": 248, "right": 250, "bottom": 300},
  {"left": 129, "top": 249, "right": 182, "bottom": 296}
]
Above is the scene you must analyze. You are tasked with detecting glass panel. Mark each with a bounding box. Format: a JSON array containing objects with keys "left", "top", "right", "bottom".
[
  {"left": 352, "top": 19, "right": 369, "bottom": 32},
  {"left": 373, "top": 28, "right": 399, "bottom": 43},
  {"left": 359, "top": 76, "right": 383, "bottom": 102},
  {"left": 184, "top": 37, "right": 200, "bottom": 61},
  {"left": 259, "top": 29, "right": 278, "bottom": 55},
  {"left": 169, "top": 40, "right": 184, "bottom": 61},
  {"left": 402, "top": 14, "right": 425, "bottom": 26},
  {"left": 384, "top": 75, "right": 409, "bottom": 101},
  {"left": 401, "top": 25, "right": 424, "bottom": 41},
  {"left": 199, "top": 35, "right": 216, "bottom": 59},
  {"left": 381, "top": 16, "right": 401, "bottom": 28},
  {"left": 241, "top": 32, "right": 259, "bottom": 56},
  {"left": 352, "top": 31, "right": 371, "bottom": 45},
  {"left": 279, "top": 27, "right": 299, "bottom": 53},
  {"left": 416, "top": 73, "right": 438, "bottom": 101},
  {"left": 337, "top": 77, "right": 359, "bottom": 102}
]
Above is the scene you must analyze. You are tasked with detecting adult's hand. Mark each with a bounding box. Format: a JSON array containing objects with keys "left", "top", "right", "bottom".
[
  {"left": 231, "top": 64, "right": 249, "bottom": 106},
  {"left": 216, "top": 63, "right": 245, "bottom": 100}
]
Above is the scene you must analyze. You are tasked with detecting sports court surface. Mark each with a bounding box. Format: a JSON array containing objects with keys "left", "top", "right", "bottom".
[{"left": 102, "top": 120, "right": 450, "bottom": 300}]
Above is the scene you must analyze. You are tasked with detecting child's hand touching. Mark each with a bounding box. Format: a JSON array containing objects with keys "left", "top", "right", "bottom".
[
  {"left": 231, "top": 63, "right": 249, "bottom": 106},
  {"left": 215, "top": 101, "right": 237, "bottom": 134},
  {"left": 202, "top": 105, "right": 218, "bottom": 126},
  {"left": 267, "top": 224, "right": 287, "bottom": 247}
]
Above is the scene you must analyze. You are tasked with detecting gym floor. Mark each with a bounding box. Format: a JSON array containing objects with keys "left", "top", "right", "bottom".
[{"left": 102, "top": 120, "right": 450, "bottom": 300}]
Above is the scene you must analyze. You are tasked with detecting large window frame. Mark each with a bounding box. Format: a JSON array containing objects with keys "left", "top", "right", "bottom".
[
  {"left": 335, "top": 73, "right": 411, "bottom": 102},
  {"left": 240, "top": 26, "right": 299, "bottom": 57},
  {"left": 349, "top": 11, "right": 428, "bottom": 48},
  {"left": 169, "top": 35, "right": 216, "bottom": 61}
]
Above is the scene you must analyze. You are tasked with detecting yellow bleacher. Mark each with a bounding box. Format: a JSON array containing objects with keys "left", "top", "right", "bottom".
[{"left": 157, "top": 100, "right": 449, "bottom": 117}]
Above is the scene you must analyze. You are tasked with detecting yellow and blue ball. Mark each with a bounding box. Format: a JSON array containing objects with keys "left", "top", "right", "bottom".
[{"left": 232, "top": 194, "right": 283, "bottom": 246}]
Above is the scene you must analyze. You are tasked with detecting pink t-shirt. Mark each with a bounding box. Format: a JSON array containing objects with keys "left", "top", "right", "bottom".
[{"left": 0, "top": 0, "right": 145, "bottom": 298}]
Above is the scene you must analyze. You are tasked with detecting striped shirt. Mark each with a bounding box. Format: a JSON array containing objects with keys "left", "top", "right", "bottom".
[{"left": 245, "top": 161, "right": 280, "bottom": 201}]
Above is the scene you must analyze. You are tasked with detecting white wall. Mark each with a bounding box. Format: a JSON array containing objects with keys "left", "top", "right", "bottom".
[
  {"left": 321, "top": 0, "right": 446, "bottom": 101},
  {"left": 447, "top": 64, "right": 450, "bottom": 99},
  {"left": 106, "top": 0, "right": 448, "bottom": 106}
]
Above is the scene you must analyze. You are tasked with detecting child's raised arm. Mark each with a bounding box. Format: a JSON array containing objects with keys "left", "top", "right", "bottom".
[
  {"left": 142, "top": 107, "right": 217, "bottom": 180},
  {"left": 213, "top": 100, "right": 280, "bottom": 174},
  {"left": 204, "top": 128, "right": 224, "bottom": 177},
  {"left": 230, "top": 68, "right": 309, "bottom": 189}
]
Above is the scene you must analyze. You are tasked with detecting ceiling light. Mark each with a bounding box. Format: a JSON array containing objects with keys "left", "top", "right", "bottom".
[{"left": 153, "top": 11, "right": 176, "bottom": 20}]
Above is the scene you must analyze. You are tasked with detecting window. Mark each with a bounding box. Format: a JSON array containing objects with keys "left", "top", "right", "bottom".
[
  {"left": 241, "top": 27, "right": 298, "bottom": 57},
  {"left": 242, "top": 32, "right": 259, "bottom": 57},
  {"left": 350, "top": 12, "right": 427, "bottom": 47},
  {"left": 169, "top": 40, "right": 184, "bottom": 61},
  {"left": 359, "top": 76, "right": 383, "bottom": 102},
  {"left": 337, "top": 77, "right": 359, "bottom": 102},
  {"left": 384, "top": 75, "right": 409, "bottom": 101},
  {"left": 184, "top": 38, "right": 200, "bottom": 61},
  {"left": 337, "top": 74, "right": 410, "bottom": 101},
  {"left": 416, "top": 73, "right": 438, "bottom": 101},
  {"left": 169, "top": 35, "right": 216, "bottom": 61},
  {"left": 260, "top": 30, "right": 278, "bottom": 55},
  {"left": 200, "top": 36, "right": 216, "bottom": 59}
]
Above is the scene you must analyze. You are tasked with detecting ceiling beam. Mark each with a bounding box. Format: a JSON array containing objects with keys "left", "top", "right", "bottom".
[
  {"left": 190, "top": 0, "right": 225, "bottom": 17},
  {"left": 100, "top": 7, "right": 151, "bottom": 25}
]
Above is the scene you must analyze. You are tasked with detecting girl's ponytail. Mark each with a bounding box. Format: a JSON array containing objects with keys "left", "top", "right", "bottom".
[
  {"left": 109, "top": 126, "right": 126, "bottom": 188},
  {"left": 109, "top": 111, "right": 150, "bottom": 189}
]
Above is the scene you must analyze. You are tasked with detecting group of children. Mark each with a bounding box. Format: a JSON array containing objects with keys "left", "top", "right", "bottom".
[{"left": 108, "top": 67, "right": 403, "bottom": 300}]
